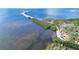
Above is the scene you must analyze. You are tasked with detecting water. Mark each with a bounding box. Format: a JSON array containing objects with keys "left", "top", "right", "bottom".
[
  {"left": 0, "top": 8, "right": 53, "bottom": 49},
  {"left": 0, "top": 8, "right": 79, "bottom": 49}
]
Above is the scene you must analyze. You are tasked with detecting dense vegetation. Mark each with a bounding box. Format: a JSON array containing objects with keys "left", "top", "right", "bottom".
[{"left": 46, "top": 37, "right": 79, "bottom": 50}]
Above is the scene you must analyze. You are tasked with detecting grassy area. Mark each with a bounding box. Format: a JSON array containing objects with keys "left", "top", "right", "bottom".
[
  {"left": 43, "top": 18, "right": 79, "bottom": 24},
  {"left": 32, "top": 18, "right": 57, "bottom": 31}
]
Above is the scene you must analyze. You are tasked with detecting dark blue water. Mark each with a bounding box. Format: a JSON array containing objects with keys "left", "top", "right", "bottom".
[{"left": 0, "top": 8, "right": 79, "bottom": 49}]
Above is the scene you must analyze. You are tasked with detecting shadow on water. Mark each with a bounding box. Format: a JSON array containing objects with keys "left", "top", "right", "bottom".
[
  {"left": 0, "top": 21, "right": 54, "bottom": 50},
  {"left": 26, "top": 30, "right": 54, "bottom": 50}
]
